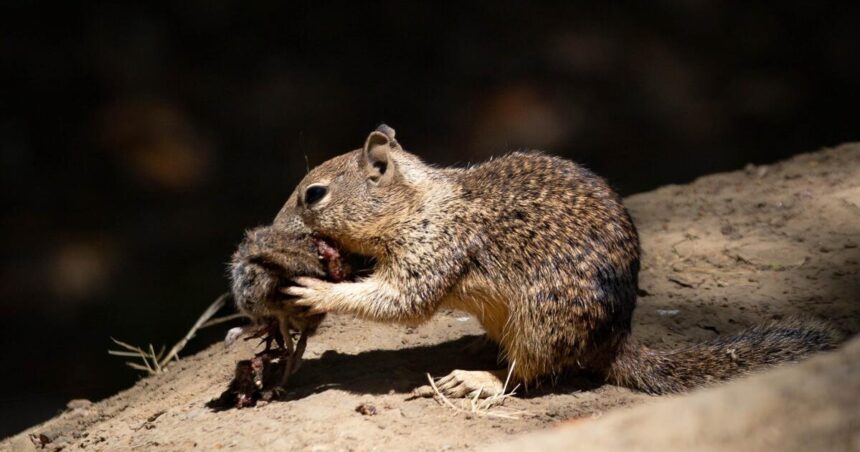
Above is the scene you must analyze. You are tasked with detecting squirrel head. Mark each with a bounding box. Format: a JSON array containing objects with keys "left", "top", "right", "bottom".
[{"left": 273, "top": 124, "right": 426, "bottom": 257}]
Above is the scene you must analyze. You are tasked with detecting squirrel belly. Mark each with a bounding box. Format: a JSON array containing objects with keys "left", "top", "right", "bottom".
[{"left": 277, "top": 124, "right": 840, "bottom": 395}]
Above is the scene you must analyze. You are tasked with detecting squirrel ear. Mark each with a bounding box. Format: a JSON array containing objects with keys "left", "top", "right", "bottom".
[{"left": 362, "top": 125, "right": 398, "bottom": 185}]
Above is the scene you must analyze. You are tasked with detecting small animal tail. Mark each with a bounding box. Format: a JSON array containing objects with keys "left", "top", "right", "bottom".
[{"left": 606, "top": 318, "right": 840, "bottom": 394}]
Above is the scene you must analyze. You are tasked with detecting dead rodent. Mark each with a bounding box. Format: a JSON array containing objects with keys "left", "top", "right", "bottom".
[
  {"left": 221, "top": 227, "right": 351, "bottom": 407},
  {"left": 256, "top": 124, "right": 840, "bottom": 398},
  {"left": 230, "top": 226, "right": 349, "bottom": 322},
  {"left": 224, "top": 354, "right": 270, "bottom": 409}
]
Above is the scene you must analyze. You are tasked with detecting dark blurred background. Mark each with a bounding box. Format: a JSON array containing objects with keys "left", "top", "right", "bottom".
[{"left": 1, "top": 0, "right": 859, "bottom": 437}]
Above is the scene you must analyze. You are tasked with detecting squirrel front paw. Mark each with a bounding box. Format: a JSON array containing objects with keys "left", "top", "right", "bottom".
[{"left": 281, "top": 277, "right": 336, "bottom": 314}]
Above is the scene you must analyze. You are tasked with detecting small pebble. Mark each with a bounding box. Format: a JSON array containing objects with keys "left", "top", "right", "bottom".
[{"left": 355, "top": 402, "right": 378, "bottom": 416}]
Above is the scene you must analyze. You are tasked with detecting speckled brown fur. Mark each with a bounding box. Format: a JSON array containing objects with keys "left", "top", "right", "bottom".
[
  {"left": 270, "top": 125, "right": 839, "bottom": 395},
  {"left": 230, "top": 226, "right": 326, "bottom": 337}
]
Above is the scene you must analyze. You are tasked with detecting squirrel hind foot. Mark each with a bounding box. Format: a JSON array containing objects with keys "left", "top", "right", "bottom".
[{"left": 430, "top": 369, "right": 509, "bottom": 399}]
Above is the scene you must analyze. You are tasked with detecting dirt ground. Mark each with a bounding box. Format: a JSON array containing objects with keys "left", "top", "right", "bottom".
[
  {"left": 491, "top": 334, "right": 860, "bottom": 452},
  {"left": 4, "top": 144, "right": 859, "bottom": 451}
]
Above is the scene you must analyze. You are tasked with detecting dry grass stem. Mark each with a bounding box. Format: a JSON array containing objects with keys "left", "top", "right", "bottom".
[
  {"left": 109, "top": 292, "right": 237, "bottom": 375},
  {"left": 201, "top": 313, "right": 245, "bottom": 328}
]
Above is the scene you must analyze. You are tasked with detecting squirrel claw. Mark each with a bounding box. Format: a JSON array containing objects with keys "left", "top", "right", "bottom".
[
  {"left": 407, "top": 385, "right": 437, "bottom": 400},
  {"left": 290, "top": 276, "right": 330, "bottom": 290},
  {"left": 281, "top": 285, "right": 311, "bottom": 298}
]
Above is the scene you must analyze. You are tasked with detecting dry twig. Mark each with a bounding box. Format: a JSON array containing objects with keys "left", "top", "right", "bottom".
[{"left": 109, "top": 292, "right": 239, "bottom": 375}]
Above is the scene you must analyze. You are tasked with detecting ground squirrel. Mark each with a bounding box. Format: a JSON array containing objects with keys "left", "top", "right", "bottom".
[{"left": 260, "top": 124, "right": 836, "bottom": 397}]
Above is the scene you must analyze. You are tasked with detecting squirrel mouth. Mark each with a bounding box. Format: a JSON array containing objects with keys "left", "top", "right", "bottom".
[
  {"left": 309, "top": 235, "right": 375, "bottom": 283},
  {"left": 312, "top": 236, "right": 350, "bottom": 282}
]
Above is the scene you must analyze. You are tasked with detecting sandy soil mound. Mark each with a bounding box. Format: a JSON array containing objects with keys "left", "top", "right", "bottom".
[{"left": 4, "top": 144, "right": 859, "bottom": 451}]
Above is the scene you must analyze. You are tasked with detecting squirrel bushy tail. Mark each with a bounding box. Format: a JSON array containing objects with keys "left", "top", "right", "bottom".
[{"left": 606, "top": 318, "right": 839, "bottom": 394}]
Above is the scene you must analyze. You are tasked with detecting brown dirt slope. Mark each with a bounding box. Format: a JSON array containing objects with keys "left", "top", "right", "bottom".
[
  {"left": 4, "top": 144, "right": 859, "bottom": 451},
  {"left": 488, "top": 334, "right": 860, "bottom": 452}
]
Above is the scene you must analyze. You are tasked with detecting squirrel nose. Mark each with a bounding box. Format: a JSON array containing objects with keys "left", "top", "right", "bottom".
[{"left": 272, "top": 208, "right": 310, "bottom": 235}]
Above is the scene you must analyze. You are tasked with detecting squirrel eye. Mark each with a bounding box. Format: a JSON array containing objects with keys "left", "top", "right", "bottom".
[{"left": 303, "top": 184, "right": 328, "bottom": 206}]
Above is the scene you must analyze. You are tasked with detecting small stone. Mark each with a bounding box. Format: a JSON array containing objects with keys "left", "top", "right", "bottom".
[
  {"left": 30, "top": 433, "right": 52, "bottom": 447},
  {"left": 355, "top": 402, "right": 378, "bottom": 416}
]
